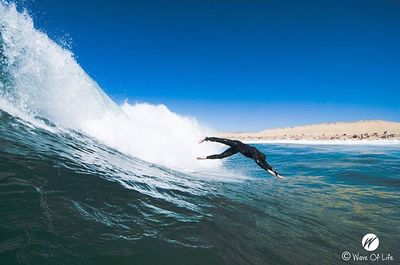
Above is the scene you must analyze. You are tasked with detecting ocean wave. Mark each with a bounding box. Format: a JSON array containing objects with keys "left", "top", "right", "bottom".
[{"left": 0, "top": 1, "right": 222, "bottom": 171}]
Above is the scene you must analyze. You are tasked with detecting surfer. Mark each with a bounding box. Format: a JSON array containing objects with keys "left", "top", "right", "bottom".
[{"left": 198, "top": 137, "right": 285, "bottom": 179}]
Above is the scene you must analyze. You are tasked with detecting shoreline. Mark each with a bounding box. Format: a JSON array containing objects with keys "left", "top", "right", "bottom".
[
  {"left": 240, "top": 139, "right": 400, "bottom": 145},
  {"left": 219, "top": 120, "right": 400, "bottom": 145}
]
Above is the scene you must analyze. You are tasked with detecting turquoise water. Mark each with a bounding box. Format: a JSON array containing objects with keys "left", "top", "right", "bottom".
[{"left": 1, "top": 109, "right": 399, "bottom": 265}]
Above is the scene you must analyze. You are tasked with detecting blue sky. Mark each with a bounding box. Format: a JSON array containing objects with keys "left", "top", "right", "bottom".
[{"left": 23, "top": 0, "right": 400, "bottom": 131}]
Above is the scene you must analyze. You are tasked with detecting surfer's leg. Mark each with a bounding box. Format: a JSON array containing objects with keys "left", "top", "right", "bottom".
[
  {"left": 253, "top": 154, "right": 285, "bottom": 179},
  {"left": 198, "top": 147, "right": 238, "bottom": 160}
]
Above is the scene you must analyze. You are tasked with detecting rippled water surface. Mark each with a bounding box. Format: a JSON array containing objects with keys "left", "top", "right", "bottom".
[{"left": 1, "top": 110, "right": 399, "bottom": 265}]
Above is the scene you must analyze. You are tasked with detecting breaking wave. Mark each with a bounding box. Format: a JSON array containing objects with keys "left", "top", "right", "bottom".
[{"left": 0, "top": 1, "right": 221, "bottom": 171}]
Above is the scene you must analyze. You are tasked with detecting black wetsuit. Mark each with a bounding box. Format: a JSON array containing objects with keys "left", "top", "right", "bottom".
[{"left": 203, "top": 137, "right": 284, "bottom": 178}]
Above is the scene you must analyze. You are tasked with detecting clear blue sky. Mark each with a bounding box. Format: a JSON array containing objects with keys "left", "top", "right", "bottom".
[{"left": 23, "top": 0, "right": 400, "bottom": 131}]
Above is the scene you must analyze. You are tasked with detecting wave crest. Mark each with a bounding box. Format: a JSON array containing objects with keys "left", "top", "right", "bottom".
[{"left": 0, "top": 1, "right": 222, "bottom": 170}]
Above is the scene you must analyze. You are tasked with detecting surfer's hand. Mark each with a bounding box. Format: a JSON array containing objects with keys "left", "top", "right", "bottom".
[
  {"left": 197, "top": 156, "right": 207, "bottom": 160},
  {"left": 198, "top": 138, "right": 207, "bottom": 144}
]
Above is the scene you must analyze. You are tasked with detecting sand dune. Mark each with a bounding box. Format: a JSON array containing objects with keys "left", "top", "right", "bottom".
[{"left": 220, "top": 120, "right": 400, "bottom": 142}]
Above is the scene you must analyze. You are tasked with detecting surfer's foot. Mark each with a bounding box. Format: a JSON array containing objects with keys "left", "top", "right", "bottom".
[
  {"left": 276, "top": 174, "right": 286, "bottom": 180},
  {"left": 197, "top": 156, "right": 207, "bottom": 160}
]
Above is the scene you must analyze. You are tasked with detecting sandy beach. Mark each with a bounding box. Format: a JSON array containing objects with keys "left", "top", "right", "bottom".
[{"left": 220, "top": 120, "right": 400, "bottom": 144}]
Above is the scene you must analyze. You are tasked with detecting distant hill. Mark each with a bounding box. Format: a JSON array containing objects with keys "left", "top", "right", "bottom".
[{"left": 220, "top": 120, "right": 400, "bottom": 141}]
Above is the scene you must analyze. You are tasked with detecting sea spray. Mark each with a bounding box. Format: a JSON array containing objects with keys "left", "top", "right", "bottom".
[{"left": 0, "top": 1, "right": 222, "bottom": 170}]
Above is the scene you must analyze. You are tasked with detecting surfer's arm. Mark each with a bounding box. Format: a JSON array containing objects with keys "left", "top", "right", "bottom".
[
  {"left": 201, "top": 137, "right": 236, "bottom": 147},
  {"left": 198, "top": 147, "right": 238, "bottom": 160}
]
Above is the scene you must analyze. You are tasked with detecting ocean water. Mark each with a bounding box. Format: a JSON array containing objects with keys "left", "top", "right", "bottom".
[
  {"left": 1, "top": 110, "right": 400, "bottom": 265},
  {"left": 1, "top": 2, "right": 400, "bottom": 264}
]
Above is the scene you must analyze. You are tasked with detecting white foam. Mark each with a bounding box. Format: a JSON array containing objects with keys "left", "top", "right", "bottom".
[
  {"left": 0, "top": 2, "right": 222, "bottom": 171},
  {"left": 0, "top": 97, "right": 58, "bottom": 133},
  {"left": 82, "top": 102, "right": 222, "bottom": 169}
]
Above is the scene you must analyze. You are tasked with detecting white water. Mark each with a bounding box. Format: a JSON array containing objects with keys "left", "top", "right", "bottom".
[{"left": 0, "top": 2, "right": 222, "bottom": 170}]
